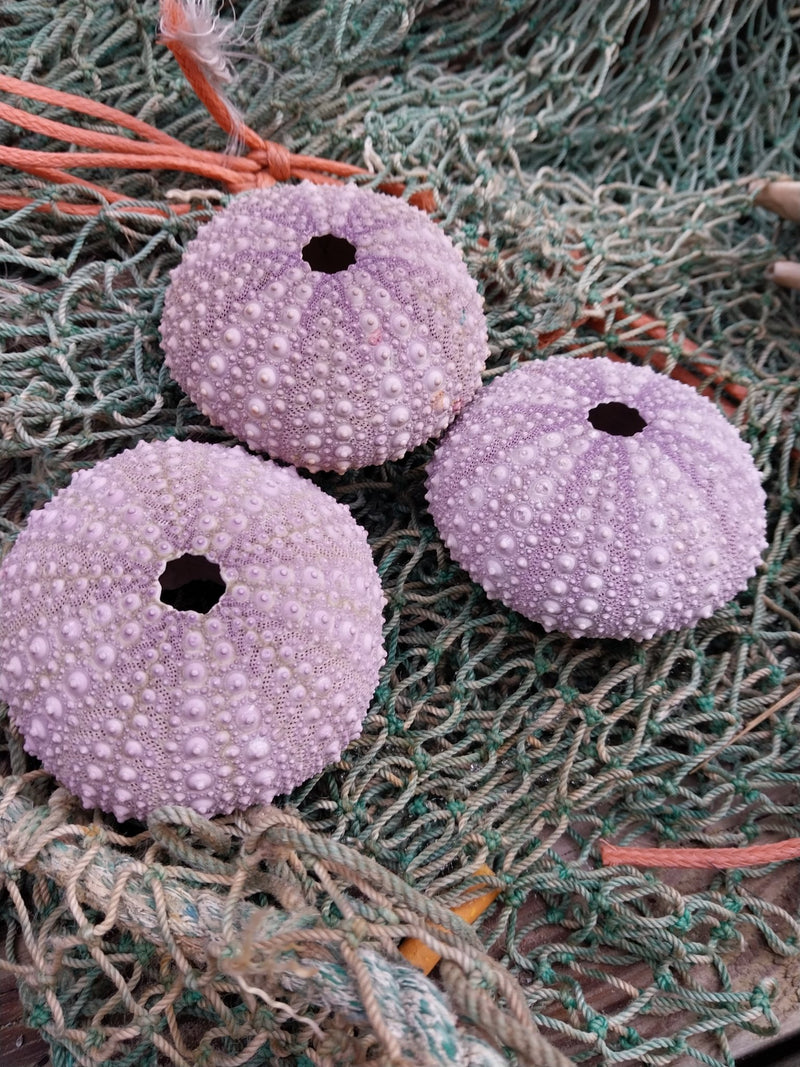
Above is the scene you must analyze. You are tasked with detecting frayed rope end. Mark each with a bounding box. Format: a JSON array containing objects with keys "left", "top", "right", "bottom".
[{"left": 158, "top": 0, "right": 248, "bottom": 152}]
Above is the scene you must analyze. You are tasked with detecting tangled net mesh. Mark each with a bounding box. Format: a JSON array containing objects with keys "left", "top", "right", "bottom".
[{"left": 1, "top": 1, "right": 799, "bottom": 1065}]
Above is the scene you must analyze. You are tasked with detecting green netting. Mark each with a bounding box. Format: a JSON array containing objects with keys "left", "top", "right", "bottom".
[{"left": 1, "top": 1, "right": 800, "bottom": 1065}]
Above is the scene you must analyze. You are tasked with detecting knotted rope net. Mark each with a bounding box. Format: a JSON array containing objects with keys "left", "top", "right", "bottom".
[{"left": 1, "top": 1, "right": 799, "bottom": 1065}]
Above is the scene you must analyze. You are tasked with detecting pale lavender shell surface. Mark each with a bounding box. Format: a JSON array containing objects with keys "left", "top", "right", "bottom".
[
  {"left": 159, "top": 182, "right": 488, "bottom": 472},
  {"left": 426, "top": 357, "right": 767, "bottom": 641},
  {"left": 0, "top": 439, "right": 386, "bottom": 820}
]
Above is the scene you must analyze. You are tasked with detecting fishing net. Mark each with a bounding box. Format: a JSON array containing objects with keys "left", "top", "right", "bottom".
[{"left": 1, "top": 1, "right": 800, "bottom": 1065}]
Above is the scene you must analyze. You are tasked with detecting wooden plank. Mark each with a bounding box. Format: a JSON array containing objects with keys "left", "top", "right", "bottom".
[{"left": 0, "top": 969, "right": 50, "bottom": 1067}]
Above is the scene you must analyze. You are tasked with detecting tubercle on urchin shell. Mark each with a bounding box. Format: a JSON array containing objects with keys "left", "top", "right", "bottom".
[
  {"left": 426, "top": 357, "right": 767, "bottom": 642},
  {"left": 0, "top": 439, "right": 387, "bottom": 822},
  {"left": 159, "top": 181, "right": 489, "bottom": 474}
]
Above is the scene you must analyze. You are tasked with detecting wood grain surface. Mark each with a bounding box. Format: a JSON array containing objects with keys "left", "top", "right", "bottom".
[{"left": 0, "top": 969, "right": 50, "bottom": 1067}]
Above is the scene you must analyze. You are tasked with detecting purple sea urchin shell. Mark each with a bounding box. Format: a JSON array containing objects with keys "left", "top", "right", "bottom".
[
  {"left": 426, "top": 357, "right": 767, "bottom": 641},
  {"left": 0, "top": 439, "right": 386, "bottom": 820},
  {"left": 159, "top": 182, "right": 488, "bottom": 472}
]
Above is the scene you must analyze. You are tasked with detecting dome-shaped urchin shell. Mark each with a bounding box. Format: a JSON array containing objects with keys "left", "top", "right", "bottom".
[
  {"left": 0, "top": 439, "right": 386, "bottom": 820},
  {"left": 427, "top": 357, "right": 767, "bottom": 641},
  {"left": 159, "top": 182, "right": 488, "bottom": 472}
]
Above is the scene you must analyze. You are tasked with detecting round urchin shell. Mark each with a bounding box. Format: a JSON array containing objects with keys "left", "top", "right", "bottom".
[
  {"left": 426, "top": 357, "right": 767, "bottom": 641},
  {"left": 0, "top": 439, "right": 386, "bottom": 821},
  {"left": 159, "top": 181, "right": 488, "bottom": 472}
]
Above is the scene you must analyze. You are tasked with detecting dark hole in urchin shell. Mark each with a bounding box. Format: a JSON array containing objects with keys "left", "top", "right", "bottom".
[
  {"left": 588, "top": 401, "right": 647, "bottom": 437},
  {"left": 301, "top": 233, "right": 357, "bottom": 274},
  {"left": 159, "top": 554, "right": 226, "bottom": 613}
]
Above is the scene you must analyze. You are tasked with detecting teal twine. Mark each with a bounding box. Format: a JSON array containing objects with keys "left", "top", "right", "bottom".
[
  {"left": 283, "top": 948, "right": 511, "bottom": 1067},
  {"left": 0, "top": 791, "right": 571, "bottom": 1067}
]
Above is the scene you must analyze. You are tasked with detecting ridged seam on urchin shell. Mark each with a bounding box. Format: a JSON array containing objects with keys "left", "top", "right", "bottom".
[
  {"left": 0, "top": 439, "right": 386, "bottom": 821},
  {"left": 426, "top": 357, "right": 767, "bottom": 641},
  {"left": 159, "top": 181, "right": 489, "bottom": 473}
]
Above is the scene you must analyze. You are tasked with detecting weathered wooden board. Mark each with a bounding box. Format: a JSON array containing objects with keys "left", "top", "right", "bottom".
[{"left": 0, "top": 968, "right": 50, "bottom": 1067}]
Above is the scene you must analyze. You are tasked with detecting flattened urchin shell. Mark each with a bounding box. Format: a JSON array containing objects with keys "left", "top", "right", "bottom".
[
  {"left": 426, "top": 357, "right": 767, "bottom": 641},
  {"left": 159, "top": 181, "right": 488, "bottom": 472},
  {"left": 0, "top": 439, "right": 386, "bottom": 821}
]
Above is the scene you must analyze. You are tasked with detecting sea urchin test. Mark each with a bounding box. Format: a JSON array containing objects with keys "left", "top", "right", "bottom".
[
  {"left": 0, "top": 439, "right": 386, "bottom": 821},
  {"left": 159, "top": 181, "right": 488, "bottom": 472},
  {"left": 426, "top": 357, "right": 767, "bottom": 641}
]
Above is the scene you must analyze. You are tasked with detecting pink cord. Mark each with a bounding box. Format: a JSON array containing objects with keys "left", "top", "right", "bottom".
[{"left": 601, "top": 839, "right": 800, "bottom": 869}]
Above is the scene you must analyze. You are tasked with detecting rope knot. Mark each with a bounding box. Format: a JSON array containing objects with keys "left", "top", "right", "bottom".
[{"left": 246, "top": 141, "right": 293, "bottom": 187}]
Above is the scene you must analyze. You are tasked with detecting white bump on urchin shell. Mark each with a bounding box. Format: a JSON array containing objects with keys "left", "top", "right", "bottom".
[
  {"left": 159, "top": 181, "right": 488, "bottom": 472},
  {"left": 0, "top": 439, "right": 386, "bottom": 821},
  {"left": 426, "top": 357, "right": 768, "bottom": 641}
]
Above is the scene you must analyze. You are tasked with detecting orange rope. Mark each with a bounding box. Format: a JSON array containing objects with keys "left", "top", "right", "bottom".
[
  {"left": 0, "top": 71, "right": 183, "bottom": 146},
  {"left": 158, "top": 0, "right": 259, "bottom": 153},
  {"left": 0, "top": 74, "right": 364, "bottom": 204},
  {"left": 601, "top": 839, "right": 800, "bottom": 869},
  {"left": 0, "top": 2, "right": 435, "bottom": 216},
  {"left": 0, "top": 193, "right": 197, "bottom": 217}
]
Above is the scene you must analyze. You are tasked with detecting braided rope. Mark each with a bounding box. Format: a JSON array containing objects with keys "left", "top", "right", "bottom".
[{"left": 0, "top": 786, "right": 571, "bottom": 1067}]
